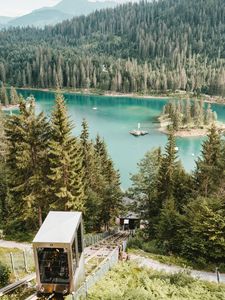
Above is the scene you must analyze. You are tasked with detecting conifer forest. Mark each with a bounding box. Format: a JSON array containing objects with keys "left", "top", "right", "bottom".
[{"left": 0, "top": 0, "right": 225, "bottom": 95}]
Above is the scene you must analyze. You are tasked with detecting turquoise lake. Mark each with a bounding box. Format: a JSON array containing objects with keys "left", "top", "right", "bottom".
[{"left": 19, "top": 90, "right": 225, "bottom": 190}]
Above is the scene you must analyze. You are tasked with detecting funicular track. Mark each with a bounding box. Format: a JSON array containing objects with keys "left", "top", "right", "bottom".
[
  {"left": 85, "top": 231, "right": 129, "bottom": 263},
  {"left": 1, "top": 231, "right": 129, "bottom": 300}
]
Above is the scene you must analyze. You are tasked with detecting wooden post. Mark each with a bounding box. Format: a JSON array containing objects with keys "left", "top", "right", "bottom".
[
  {"left": 23, "top": 250, "right": 28, "bottom": 273},
  {"left": 10, "top": 252, "right": 15, "bottom": 276},
  {"left": 216, "top": 267, "right": 220, "bottom": 283}
]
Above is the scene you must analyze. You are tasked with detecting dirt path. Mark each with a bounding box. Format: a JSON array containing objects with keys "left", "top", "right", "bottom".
[
  {"left": 130, "top": 254, "right": 225, "bottom": 284},
  {"left": 0, "top": 239, "right": 32, "bottom": 251}
]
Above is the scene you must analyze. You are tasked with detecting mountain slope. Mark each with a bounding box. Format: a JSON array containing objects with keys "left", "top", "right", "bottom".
[
  {"left": 55, "top": 0, "right": 117, "bottom": 15},
  {"left": 2, "top": 0, "right": 123, "bottom": 28},
  {"left": 8, "top": 9, "right": 72, "bottom": 28},
  {"left": 0, "top": 0, "right": 225, "bottom": 96},
  {"left": 0, "top": 16, "right": 13, "bottom": 24}
]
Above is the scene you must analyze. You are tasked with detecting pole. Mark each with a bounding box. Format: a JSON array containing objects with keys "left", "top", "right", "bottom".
[
  {"left": 216, "top": 267, "right": 220, "bottom": 283},
  {"left": 10, "top": 252, "right": 15, "bottom": 276},
  {"left": 23, "top": 250, "right": 28, "bottom": 273}
]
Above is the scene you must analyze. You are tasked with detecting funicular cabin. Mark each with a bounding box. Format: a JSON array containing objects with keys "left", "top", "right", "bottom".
[
  {"left": 33, "top": 211, "right": 85, "bottom": 296},
  {"left": 119, "top": 212, "right": 140, "bottom": 231}
]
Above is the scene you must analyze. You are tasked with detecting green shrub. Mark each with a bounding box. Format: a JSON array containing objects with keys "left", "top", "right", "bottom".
[
  {"left": 168, "top": 270, "right": 195, "bottom": 287},
  {"left": 128, "top": 237, "right": 165, "bottom": 255},
  {"left": 88, "top": 262, "right": 225, "bottom": 300},
  {"left": 0, "top": 262, "right": 10, "bottom": 288}
]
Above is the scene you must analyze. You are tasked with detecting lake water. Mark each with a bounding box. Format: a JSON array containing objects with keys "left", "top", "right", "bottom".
[{"left": 19, "top": 90, "right": 225, "bottom": 190}]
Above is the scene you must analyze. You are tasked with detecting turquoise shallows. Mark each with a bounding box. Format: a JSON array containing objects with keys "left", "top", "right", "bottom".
[{"left": 18, "top": 90, "right": 225, "bottom": 190}]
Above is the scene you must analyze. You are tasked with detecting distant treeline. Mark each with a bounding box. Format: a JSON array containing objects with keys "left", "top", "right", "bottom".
[{"left": 0, "top": 0, "right": 225, "bottom": 95}]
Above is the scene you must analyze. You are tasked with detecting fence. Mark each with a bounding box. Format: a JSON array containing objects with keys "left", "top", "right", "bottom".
[
  {"left": 0, "top": 230, "right": 117, "bottom": 280},
  {"left": 84, "top": 229, "right": 118, "bottom": 247},
  {"left": 70, "top": 248, "right": 119, "bottom": 300},
  {"left": 0, "top": 249, "right": 34, "bottom": 280}
]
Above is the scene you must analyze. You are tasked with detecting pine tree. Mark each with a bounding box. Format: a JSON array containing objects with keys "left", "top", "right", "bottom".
[
  {"left": 80, "top": 119, "right": 102, "bottom": 230},
  {"left": 205, "top": 104, "right": 214, "bottom": 125},
  {"left": 5, "top": 98, "right": 50, "bottom": 229},
  {"left": 47, "top": 94, "right": 85, "bottom": 212},
  {"left": 129, "top": 148, "right": 162, "bottom": 237},
  {"left": 94, "top": 135, "right": 122, "bottom": 230},
  {"left": 194, "top": 125, "right": 222, "bottom": 197},
  {"left": 0, "top": 109, "right": 9, "bottom": 225},
  {"left": 0, "top": 83, "right": 8, "bottom": 106},
  {"left": 184, "top": 99, "right": 192, "bottom": 126},
  {"left": 80, "top": 119, "right": 90, "bottom": 191},
  {"left": 10, "top": 86, "right": 19, "bottom": 105},
  {"left": 157, "top": 131, "right": 178, "bottom": 204},
  {"left": 0, "top": 109, "right": 7, "bottom": 162}
]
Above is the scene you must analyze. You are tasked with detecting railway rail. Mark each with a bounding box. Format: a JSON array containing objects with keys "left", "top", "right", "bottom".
[
  {"left": 0, "top": 231, "right": 129, "bottom": 300},
  {"left": 0, "top": 273, "right": 36, "bottom": 296}
]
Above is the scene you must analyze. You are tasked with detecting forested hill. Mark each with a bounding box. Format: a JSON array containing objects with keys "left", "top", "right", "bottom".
[{"left": 1, "top": 0, "right": 225, "bottom": 95}]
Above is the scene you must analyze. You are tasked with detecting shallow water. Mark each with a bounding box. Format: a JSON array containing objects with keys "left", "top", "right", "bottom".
[{"left": 18, "top": 90, "right": 225, "bottom": 190}]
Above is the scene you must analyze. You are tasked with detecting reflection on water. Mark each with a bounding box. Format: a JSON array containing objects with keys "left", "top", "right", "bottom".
[{"left": 18, "top": 90, "right": 225, "bottom": 190}]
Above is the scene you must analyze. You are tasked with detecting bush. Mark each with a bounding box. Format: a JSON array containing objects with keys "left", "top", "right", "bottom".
[
  {"left": 168, "top": 270, "right": 195, "bottom": 287},
  {"left": 88, "top": 262, "right": 225, "bottom": 300},
  {"left": 0, "top": 262, "right": 10, "bottom": 288},
  {"left": 127, "top": 237, "right": 165, "bottom": 255}
]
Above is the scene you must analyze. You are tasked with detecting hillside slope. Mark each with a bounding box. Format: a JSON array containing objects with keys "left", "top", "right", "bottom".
[
  {"left": 8, "top": 9, "right": 72, "bottom": 28},
  {"left": 0, "top": 0, "right": 225, "bottom": 96},
  {"left": 55, "top": 0, "right": 118, "bottom": 15}
]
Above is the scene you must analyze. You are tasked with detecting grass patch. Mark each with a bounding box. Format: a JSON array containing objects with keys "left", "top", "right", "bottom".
[
  {"left": 0, "top": 247, "right": 34, "bottom": 283},
  {"left": 130, "top": 249, "right": 192, "bottom": 268},
  {"left": 85, "top": 257, "right": 105, "bottom": 276},
  {"left": 87, "top": 262, "right": 225, "bottom": 299},
  {"left": 127, "top": 238, "right": 225, "bottom": 273}
]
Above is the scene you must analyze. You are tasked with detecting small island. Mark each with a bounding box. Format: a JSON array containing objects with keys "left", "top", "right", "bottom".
[
  {"left": 0, "top": 84, "right": 20, "bottom": 111},
  {"left": 158, "top": 99, "right": 225, "bottom": 137}
]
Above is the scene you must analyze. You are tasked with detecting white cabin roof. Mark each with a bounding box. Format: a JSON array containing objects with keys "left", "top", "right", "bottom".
[{"left": 33, "top": 211, "right": 82, "bottom": 245}]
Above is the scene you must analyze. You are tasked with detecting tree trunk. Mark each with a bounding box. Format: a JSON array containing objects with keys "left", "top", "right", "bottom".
[{"left": 38, "top": 206, "right": 42, "bottom": 227}]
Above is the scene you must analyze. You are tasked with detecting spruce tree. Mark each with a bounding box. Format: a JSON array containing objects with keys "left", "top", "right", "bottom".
[
  {"left": 0, "top": 109, "right": 7, "bottom": 162},
  {"left": 80, "top": 119, "right": 91, "bottom": 192},
  {"left": 129, "top": 148, "right": 162, "bottom": 237},
  {"left": 47, "top": 94, "right": 85, "bottom": 212},
  {"left": 0, "top": 109, "right": 9, "bottom": 225},
  {"left": 0, "top": 83, "right": 8, "bottom": 106},
  {"left": 10, "top": 86, "right": 19, "bottom": 105},
  {"left": 157, "top": 131, "right": 178, "bottom": 204},
  {"left": 184, "top": 99, "right": 192, "bottom": 126},
  {"left": 5, "top": 98, "right": 50, "bottom": 229},
  {"left": 94, "top": 135, "right": 122, "bottom": 230},
  {"left": 194, "top": 125, "right": 222, "bottom": 197},
  {"left": 80, "top": 120, "right": 103, "bottom": 231}
]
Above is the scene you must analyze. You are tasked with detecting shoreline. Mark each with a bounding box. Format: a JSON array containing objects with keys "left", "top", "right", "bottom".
[
  {"left": 17, "top": 87, "right": 171, "bottom": 100},
  {"left": 1, "top": 104, "right": 19, "bottom": 111},
  {"left": 159, "top": 127, "right": 208, "bottom": 137},
  {"left": 159, "top": 123, "right": 225, "bottom": 137},
  {"left": 16, "top": 87, "right": 225, "bottom": 104}
]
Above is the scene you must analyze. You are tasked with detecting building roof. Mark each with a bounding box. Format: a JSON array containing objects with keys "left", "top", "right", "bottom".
[
  {"left": 119, "top": 212, "right": 140, "bottom": 220},
  {"left": 33, "top": 211, "right": 82, "bottom": 245}
]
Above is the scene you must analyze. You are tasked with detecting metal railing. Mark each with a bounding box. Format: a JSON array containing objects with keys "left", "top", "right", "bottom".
[
  {"left": 84, "top": 229, "right": 118, "bottom": 247},
  {"left": 71, "top": 248, "right": 119, "bottom": 300}
]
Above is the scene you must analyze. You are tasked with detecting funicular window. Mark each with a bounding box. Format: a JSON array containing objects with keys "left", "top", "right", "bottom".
[
  {"left": 37, "top": 248, "right": 69, "bottom": 284},
  {"left": 72, "top": 239, "right": 77, "bottom": 270},
  {"left": 77, "top": 223, "right": 83, "bottom": 259}
]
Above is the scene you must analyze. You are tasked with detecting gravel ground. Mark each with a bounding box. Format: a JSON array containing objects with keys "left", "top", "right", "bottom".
[
  {"left": 130, "top": 254, "right": 225, "bottom": 284},
  {"left": 0, "top": 239, "right": 32, "bottom": 250}
]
